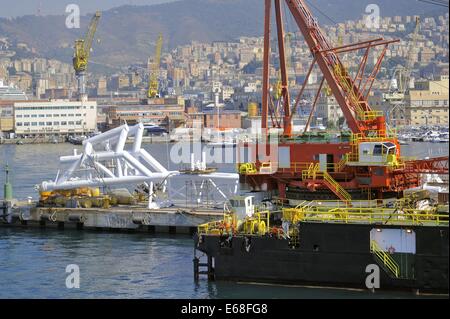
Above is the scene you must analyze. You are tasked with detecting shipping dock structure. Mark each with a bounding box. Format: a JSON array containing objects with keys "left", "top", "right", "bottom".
[{"left": 194, "top": 0, "right": 449, "bottom": 293}]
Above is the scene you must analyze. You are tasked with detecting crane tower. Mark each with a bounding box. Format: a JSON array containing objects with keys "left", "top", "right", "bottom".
[{"left": 73, "top": 11, "right": 101, "bottom": 101}]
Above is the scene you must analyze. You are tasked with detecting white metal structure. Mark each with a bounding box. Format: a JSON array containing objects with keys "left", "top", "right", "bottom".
[
  {"left": 40, "top": 123, "right": 177, "bottom": 192},
  {"left": 39, "top": 123, "right": 240, "bottom": 208}
]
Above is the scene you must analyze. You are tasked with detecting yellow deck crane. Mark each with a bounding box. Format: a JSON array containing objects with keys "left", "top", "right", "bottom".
[
  {"left": 73, "top": 11, "right": 101, "bottom": 101},
  {"left": 148, "top": 33, "right": 163, "bottom": 99}
]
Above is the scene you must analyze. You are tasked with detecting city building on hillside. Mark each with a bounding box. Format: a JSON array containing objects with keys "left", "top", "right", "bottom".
[
  {"left": 405, "top": 75, "right": 449, "bottom": 125},
  {"left": 0, "top": 100, "right": 17, "bottom": 133},
  {"left": 187, "top": 109, "right": 242, "bottom": 129},
  {"left": 315, "top": 94, "right": 344, "bottom": 128},
  {"left": 13, "top": 100, "right": 97, "bottom": 137},
  {"left": 107, "top": 97, "right": 186, "bottom": 129}
]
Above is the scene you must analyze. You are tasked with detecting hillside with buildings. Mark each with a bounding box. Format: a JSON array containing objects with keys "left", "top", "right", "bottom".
[
  {"left": 0, "top": 0, "right": 446, "bottom": 67},
  {"left": 0, "top": 6, "right": 448, "bottom": 140}
]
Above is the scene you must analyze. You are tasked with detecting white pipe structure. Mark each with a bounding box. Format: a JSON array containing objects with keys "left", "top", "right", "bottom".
[
  {"left": 40, "top": 123, "right": 177, "bottom": 192},
  {"left": 39, "top": 123, "right": 240, "bottom": 208}
]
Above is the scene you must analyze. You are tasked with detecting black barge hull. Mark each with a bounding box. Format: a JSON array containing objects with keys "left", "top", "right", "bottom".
[{"left": 195, "top": 223, "right": 449, "bottom": 293}]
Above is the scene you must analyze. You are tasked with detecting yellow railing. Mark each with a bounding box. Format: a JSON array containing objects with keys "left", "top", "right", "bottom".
[
  {"left": 302, "top": 163, "right": 320, "bottom": 179},
  {"left": 350, "top": 132, "right": 397, "bottom": 144},
  {"left": 238, "top": 163, "right": 257, "bottom": 174},
  {"left": 370, "top": 240, "right": 400, "bottom": 278},
  {"left": 238, "top": 160, "right": 352, "bottom": 175},
  {"left": 335, "top": 157, "right": 347, "bottom": 172},
  {"left": 281, "top": 206, "right": 449, "bottom": 226},
  {"left": 300, "top": 163, "right": 352, "bottom": 202},
  {"left": 282, "top": 201, "right": 314, "bottom": 224},
  {"left": 333, "top": 64, "right": 383, "bottom": 121},
  {"left": 198, "top": 213, "right": 236, "bottom": 236},
  {"left": 323, "top": 171, "right": 352, "bottom": 202}
]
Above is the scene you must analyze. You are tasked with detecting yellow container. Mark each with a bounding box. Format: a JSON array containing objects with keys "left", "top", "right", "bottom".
[
  {"left": 90, "top": 188, "right": 101, "bottom": 197},
  {"left": 248, "top": 102, "right": 259, "bottom": 117},
  {"left": 40, "top": 191, "right": 53, "bottom": 200}
]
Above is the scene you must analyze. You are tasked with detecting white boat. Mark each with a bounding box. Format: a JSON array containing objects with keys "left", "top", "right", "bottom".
[
  {"left": 0, "top": 79, "right": 28, "bottom": 100},
  {"left": 431, "top": 137, "right": 441, "bottom": 143}
]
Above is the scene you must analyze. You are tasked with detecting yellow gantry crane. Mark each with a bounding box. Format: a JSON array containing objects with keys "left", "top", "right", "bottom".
[
  {"left": 148, "top": 33, "right": 163, "bottom": 99},
  {"left": 73, "top": 11, "right": 101, "bottom": 100}
]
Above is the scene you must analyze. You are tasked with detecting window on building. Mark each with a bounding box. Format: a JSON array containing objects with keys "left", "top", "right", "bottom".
[
  {"left": 46, "top": 114, "right": 52, "bottom": 117},
  {"left": 61, "top": 121, "right": 67, "bottom": 125},
  {"left": 46, "top": 122, "right": 52, "bottom": 126},
  {"left": 17, "top": 122, "right": 23, "bottom": 126},
  {"left": 31, "top": 114, "right": 38, "bottom": 118},
  {"left": 39, "top": 122, "right": 45, "bottom": 126},
  {"left": 68, "top": 121, "right": 75, "bottom": 125},
  {"left": 16, "top": 115, "right": 23, "bottom": 118},
  {"left": 54, "top": 122, "right": 60, "bottom": 126},
  {"left": 24, "top": 122, "right": 30, "bottom": 126}
]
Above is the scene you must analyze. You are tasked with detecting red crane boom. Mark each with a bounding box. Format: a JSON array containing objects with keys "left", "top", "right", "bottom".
[{"left": 261, "top": 0, "right": 399, "bottom": 137}]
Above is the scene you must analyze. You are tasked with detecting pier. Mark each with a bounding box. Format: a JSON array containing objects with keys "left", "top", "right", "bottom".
[{"left": 1, "top": 201, "right": 224, "bottom": 235}]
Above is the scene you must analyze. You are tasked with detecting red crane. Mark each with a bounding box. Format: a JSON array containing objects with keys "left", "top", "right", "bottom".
[
  {"left": 262, "top": 0, "right": 399, "bottom": 138},
  {"left": 239, "top": 0, "right": 448, "bottom": 201}
]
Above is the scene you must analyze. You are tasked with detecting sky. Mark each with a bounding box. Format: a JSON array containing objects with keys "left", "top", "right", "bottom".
[{"left": 0, "top": 0, "right": 178, "bottom": 18}]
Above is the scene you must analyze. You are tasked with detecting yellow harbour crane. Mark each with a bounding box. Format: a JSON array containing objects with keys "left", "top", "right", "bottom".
[
  {"left": 73, "top": 11, "right": 101, "bottom": 100},
  {"left": 274, "top": 32, "right": 294, "bottom": 101},
  {"left": 385, "top": 17, "right": 421, "bottom": 126},
  {"left": 324, "top": 25, "right": 345, "bottom": 97},
  {"left": 148, "top": 33, "right": 163, "bottom": 99}
]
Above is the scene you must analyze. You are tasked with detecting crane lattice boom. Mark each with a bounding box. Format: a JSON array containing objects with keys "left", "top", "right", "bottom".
[
  {"left": 148, "top": 34, "right": 163, "bottom": 99},
  {"left": 73, "top": 11, "right": 101, "bottom": 74}
]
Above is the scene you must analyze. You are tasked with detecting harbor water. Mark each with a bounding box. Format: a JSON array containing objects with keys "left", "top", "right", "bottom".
[{"left": 0, "top": 142, "right": 448, "bottom": 299}]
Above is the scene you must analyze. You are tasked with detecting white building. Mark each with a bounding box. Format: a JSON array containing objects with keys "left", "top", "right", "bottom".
[
  {"left": 222, "top": 86, "right": 235, "bottom": 101},
  {"left": 14, "top": 100, "right": 97, "bottom": 136},
  {"left": 316, "top": 95, "right": 343, "bottom": 127}
]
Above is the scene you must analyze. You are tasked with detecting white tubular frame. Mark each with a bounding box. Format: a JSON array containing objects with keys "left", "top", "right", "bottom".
[{"left": 40, "top": 123, "right": 177, "bottom": 191}]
